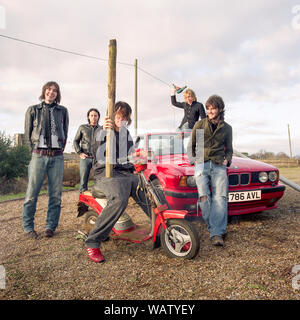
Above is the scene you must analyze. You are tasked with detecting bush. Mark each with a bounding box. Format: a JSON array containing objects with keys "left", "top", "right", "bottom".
[{"left": 0, "top": 132, "right": 31, "bottom": 181}]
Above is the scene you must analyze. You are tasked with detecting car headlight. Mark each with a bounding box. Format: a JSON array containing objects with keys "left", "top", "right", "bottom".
[
  {"left": 179, "top": 176, "right": 197, "bottom": 187},
  {"left": 268, "top": 171, "right": 277, "bottom": 182},
  {"left": 187, "top": 176, "right": 196, "bottom": 187},
  {"left": 259, "top": 171, "right": 268, "bottom": 183}
]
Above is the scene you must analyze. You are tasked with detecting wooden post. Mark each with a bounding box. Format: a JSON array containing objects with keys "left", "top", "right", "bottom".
[
  {"left": 134, "top": 58, "right": 138, "bottom": 136},
  {"left": 105, "top": 39, "right": 117, "bottom": 178}
]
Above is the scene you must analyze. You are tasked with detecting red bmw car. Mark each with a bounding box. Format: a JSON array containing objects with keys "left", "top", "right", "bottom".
[{"left": 135, "top": 132, "right": 285, "bottom": 218}]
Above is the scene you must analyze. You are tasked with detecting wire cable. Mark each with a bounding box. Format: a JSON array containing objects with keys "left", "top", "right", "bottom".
[
  {"left": 137, "top": 66, "right": 171, "bottom": 87},
  {"left": 0, "top": 34, "right": 133, "bottom": 66},
  {"left": 0, "top": 33, "right": 173, "bottom": 84},
  {"left": 1, "top": 33, "right": 176, "bottom": 124}
]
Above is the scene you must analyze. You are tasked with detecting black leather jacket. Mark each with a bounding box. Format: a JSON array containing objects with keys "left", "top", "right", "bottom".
[
  {"left": 24, "top": 103, "right": 69, "bottom": 151},
  {"left": 73, "top": 123, "right": 101, "bottom": 156},
  {"left": 171, "top": 95, "right": 206, "bottom": 129}
]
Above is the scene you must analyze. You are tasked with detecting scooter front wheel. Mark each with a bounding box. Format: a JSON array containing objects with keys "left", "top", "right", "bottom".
[{"left": 161, "top": 219, "right": 200, "bottom": 259}]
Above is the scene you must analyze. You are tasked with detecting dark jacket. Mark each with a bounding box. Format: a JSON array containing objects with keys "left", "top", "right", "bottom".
[
  {"left": 171, "top": 95, "right": 206, "bottom": 129},
  {"left": 24, "top": 102, "right": 69, "bottom": 151},
  {"left": 73, "top": 123, "right": 101, "bottom": 156},
  {"left": 92, "top": 126, "right": 135, "bottom": 178},
  {"left": 188, "top": 117, "right": 233, "bottom": 167}
]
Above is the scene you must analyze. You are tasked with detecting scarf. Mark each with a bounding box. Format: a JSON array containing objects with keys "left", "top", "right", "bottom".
[{"left": 42, "top": 102, "right": 56, "bottom": 148}]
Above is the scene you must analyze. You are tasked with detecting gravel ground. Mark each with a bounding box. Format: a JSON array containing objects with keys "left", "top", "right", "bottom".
[{"left": 0, "top": 184, "right": 300, "bottom": 300}]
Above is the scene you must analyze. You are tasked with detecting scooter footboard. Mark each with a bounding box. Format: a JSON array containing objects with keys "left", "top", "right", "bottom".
[{"left": 161, "top": 209, "right": 188, "bottom": 220}]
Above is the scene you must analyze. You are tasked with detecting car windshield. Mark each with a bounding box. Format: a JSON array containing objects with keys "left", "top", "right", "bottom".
[{"left": 147, "top": 133, "right": 191, "bottom": 156}]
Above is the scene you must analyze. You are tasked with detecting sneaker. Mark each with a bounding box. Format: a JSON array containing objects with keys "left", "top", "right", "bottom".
[
  {"left": 211, "top": 235, "right": 224, "bottom": 246},
  {"left": 45, "top": 229, "right": 54, "bottom": 237},
  {"left": 86, "top": 247, "right": 105, "bottom": 263},
  {"left": 26, "top": 230, "right": 38, "bottom": 239}
]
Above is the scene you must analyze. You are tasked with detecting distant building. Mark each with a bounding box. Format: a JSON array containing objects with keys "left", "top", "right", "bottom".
[{"left": 14, "top": 133, "right": 24, "bottom": 147}]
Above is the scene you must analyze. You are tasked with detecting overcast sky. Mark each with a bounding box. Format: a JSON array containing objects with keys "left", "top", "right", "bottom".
[{"left": 0, "top": 0, "right": 300, "bottom": 155}]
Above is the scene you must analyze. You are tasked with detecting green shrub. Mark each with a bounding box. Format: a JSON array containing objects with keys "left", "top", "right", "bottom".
[{"left": 0, "top": 132, "right": 31, "bottom": 180}]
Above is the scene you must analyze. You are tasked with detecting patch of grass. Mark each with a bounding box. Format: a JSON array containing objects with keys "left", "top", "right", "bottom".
[
  {"left": 61, "top": 245, "right": 75, "bottom": 252},
  {"left": 246, "top": 282, "right": 268, "bottom": 291},
  {"left": 0, "top": 181, "right": 94, "bottom": 202},
  {"left": 278, "top": 167, "right": 300, "bottom": 179},
  {"left": 0, "top": 190, "right": 47, "bottom": 202}
]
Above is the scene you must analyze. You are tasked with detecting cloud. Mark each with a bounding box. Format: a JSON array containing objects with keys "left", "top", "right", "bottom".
[{"left": 0, "top": 0, "right": 300, "bottom": 155}]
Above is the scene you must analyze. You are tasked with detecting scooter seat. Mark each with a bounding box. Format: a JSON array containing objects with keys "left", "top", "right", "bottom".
[{"left": 92, "top": 187, "right": 106, "bottom": 199}]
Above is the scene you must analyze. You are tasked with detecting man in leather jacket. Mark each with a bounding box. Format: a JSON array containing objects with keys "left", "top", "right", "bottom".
[
  {"left": 73, "top": 108, "right": 101, "bottom": 193},
  {"left": 171, "top": 87, "right": 206, "bottom": 131},
  {"left": 22, "top": 81, "right": 69, "bottom": 239}
]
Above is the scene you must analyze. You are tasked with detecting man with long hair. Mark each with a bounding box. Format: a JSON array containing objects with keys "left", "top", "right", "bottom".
[
  {"left": 171, "top": 87, "right": 206, "bottom": 131},
  {"left": 188, "top": 95, "right": 233, "bottom": 246},
  {"left": 84, "top": 101, "right": 151, "bottom": 263},
  {"left": 73, "top": 108, "right": 101, "bottom": 193},
  {"left": 22, "top": 81, "right": 69, "bottom": 239}
]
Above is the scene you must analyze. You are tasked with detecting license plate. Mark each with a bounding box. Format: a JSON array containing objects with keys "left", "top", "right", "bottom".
[{"left": 228, "top": 190, "right": 261, "bottom": 202}]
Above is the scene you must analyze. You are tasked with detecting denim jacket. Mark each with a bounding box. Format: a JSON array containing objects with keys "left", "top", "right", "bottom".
[{"left": 24, "top": 103, "right": 69, "bottom": 151}]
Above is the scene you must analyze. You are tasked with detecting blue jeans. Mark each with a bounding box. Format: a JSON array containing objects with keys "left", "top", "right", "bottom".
[
  {"left": 22, "top": 153, "right": 64, "bottom": 233},
  {"left": 79, "top": 157, "right": 93, "bottom": 193},
  {"left": 194, "top": 161, "right": 228, "bottom": 238}
]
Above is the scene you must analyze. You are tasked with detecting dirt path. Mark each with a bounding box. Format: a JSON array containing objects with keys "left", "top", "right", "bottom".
[{"left": 0, "top": 186, "right": 300, "bottom": 300}]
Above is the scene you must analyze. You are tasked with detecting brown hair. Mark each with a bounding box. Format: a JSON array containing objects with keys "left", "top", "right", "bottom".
[
  {"left": 39, "top": 81, "right": 61, "bottom": 104},
  {"left": 114, "top": 101, "right": 132, "bottom": 126},
  {"left": 205, "top": 95, "right": 225, "bottom": 120}
]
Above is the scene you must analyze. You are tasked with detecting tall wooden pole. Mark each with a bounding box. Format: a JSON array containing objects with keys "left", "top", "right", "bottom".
[
  {"left": 288, "top": 124, "right": 293, "bottom": 159},
  {"left": 134, "top": 58, "right": 138, "bottom": 136},
  {"left": 105, "top": 39, "right": 117, "bottom": 178}
]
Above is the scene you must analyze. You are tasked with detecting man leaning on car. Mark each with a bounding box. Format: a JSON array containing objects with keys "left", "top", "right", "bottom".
[{"left": 188, "top": 95, "right": 233, "bottom": 246}]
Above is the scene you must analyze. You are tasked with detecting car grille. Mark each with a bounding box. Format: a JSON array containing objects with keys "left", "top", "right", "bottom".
[
  {"left": 228, "top": 174, "right": 239, "bottom": 186},
  {"left": 228, "top": 173, "right": 250, "bottom": 186},
  {"left": 240, "top": 173, "right": 250, "bottom": 185}
]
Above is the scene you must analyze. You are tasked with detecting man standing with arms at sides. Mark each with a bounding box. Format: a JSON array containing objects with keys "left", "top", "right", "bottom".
[
  {"left": 188, "top": 95, "right": 232, "bottom": 246},
  {"left": 23, "top": 81, "right": 69, "bottom": 239},
  {"left": 73, "top": 108, "right": 101, "bottom": 194}
]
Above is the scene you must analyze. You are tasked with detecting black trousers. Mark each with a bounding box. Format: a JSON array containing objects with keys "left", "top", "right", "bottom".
[{"left": 85, "top": 171, "right": 151, "bottom": 248}]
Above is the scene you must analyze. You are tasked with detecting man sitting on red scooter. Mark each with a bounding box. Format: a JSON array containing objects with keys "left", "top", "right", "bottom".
[{"left": 85, "top": 101, "right": 151, "bottom": 263}]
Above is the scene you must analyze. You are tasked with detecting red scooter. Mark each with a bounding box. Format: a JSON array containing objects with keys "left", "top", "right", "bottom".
[{"left": 77, "top": 154, "right": 200, "bottom": 259}]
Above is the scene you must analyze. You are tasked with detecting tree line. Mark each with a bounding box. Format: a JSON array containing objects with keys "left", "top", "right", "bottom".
[
  {"left": 247, "top": 149, "right": 299, "bottom": 160},
  {"left": 0, "top": 132, "right": 298, "bottom": 184}
]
